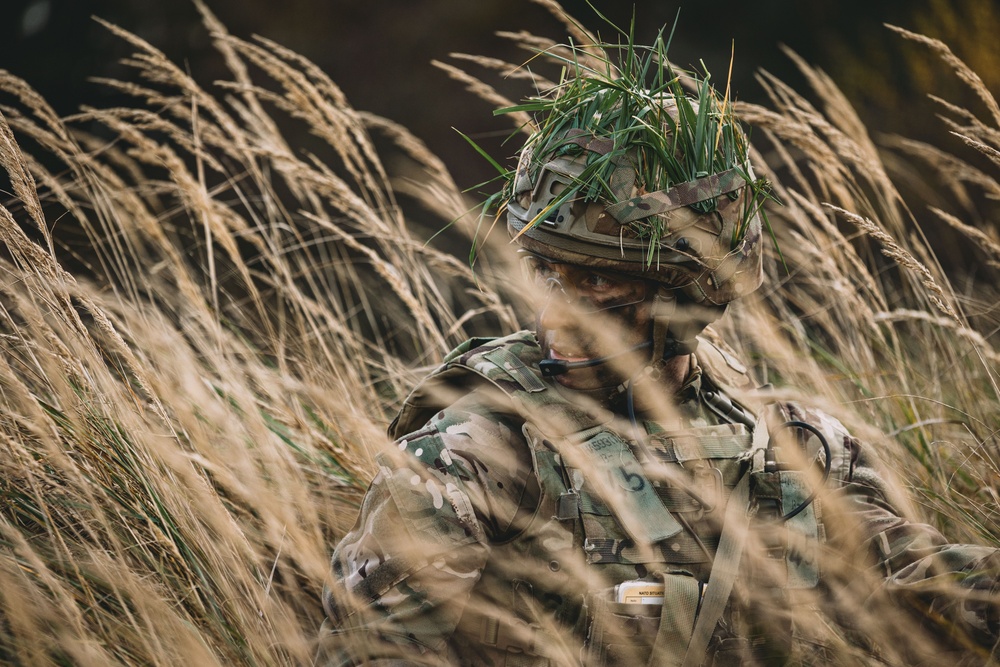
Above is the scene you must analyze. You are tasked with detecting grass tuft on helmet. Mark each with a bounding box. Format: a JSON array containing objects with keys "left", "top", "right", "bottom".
[{"left": 495, "top": 27, "right": 778, "bottom": 308}]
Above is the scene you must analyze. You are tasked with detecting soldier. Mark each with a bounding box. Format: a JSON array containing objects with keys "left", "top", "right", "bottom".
[{"left": 319, "top": 38, "right": 999, "bottom": 666}]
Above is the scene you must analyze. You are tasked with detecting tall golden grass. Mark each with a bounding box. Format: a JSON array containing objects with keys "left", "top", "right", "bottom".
[{"left": 0, "top": 1, "right": 996, "bottom": 665}]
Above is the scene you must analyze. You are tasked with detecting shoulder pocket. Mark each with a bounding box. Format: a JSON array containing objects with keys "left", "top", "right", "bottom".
[{"left": 377, "top": 432, "right": 482, "bottom": 545}]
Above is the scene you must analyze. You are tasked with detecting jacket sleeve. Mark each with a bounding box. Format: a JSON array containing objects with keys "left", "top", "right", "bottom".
[
  {"left": 317, "top": 393, "right": 534, "bottom": 666},
  {"left": 807, "top": 404, "right": 1000, "bottom": 656}
]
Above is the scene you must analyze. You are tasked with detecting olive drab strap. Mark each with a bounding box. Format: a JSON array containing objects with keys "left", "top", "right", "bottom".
[
  {"left": 679, "top": 411, "right": 769, "bottom": 667},
  {"left": 648, "top": 575, "right": 702, "bottom": 667},
  {"left": 605, "top": 169, "right": 748, "bottom": 225}
]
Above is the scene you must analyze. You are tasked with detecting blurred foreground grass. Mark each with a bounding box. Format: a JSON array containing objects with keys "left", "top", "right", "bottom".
[{"left": 0, "top": 2, "right": 998, "bottom": 664}]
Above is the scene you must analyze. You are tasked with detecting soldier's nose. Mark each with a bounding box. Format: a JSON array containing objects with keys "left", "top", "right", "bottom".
[{"left": 538, "top": 294, "right": 581, "bottom": 331}]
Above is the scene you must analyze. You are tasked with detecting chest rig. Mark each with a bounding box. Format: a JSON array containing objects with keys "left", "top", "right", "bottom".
[{"left": 389, "top": 331, "right": 829, "bottom": 666}]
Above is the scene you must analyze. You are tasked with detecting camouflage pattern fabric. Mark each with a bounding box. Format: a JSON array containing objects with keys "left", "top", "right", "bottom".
[
  {"left": 508, "top": 127, "right": 764, "bottom": 307},
  {"left": 318, "top": 332, "right": 1000, "bottom": 666},
  {"left": 603, "top": 169, "right": 747, "bottom": 224}
]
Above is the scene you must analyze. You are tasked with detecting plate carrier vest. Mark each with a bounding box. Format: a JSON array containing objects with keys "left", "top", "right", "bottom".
[{"left": 387, "top": 331, "right": 843, "bottom": 666}]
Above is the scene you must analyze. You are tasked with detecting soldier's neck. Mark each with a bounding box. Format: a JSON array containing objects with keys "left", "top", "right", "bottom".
[{"left": 620, "top": 353, "right": 695, "bottom": 424}]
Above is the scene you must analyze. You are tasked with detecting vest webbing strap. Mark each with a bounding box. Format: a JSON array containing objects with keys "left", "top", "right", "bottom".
[
  {"left": 678, "top": 468, "right": 750, "bottom": 666},
  {"left": 649, "top": 574, "right": 701, "bottom": 667},
  {"left": 483, "top": 347, "right": 547, "bottom": 393},
  {"left": 671, "top": 434, "right": 753, "bottom": 462},
  {"left": 679, "top": 414, "right": 769, "bottom": 667},
  {"left": 579, "top": 486, "right": 712, "bottom": 515},
  {"left": 471, "top": 610, "right": 554, "bottom": 658},
  {"left": 583, "top": 533, "right": 719, "bottom": 565}
]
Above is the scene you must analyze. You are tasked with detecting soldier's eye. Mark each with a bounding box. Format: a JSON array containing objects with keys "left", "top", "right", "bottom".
[
  {"left": 536, "top": 265, "right": 557, "bottom": 282},
  {"left": 524, "top": 258, "right": 558, "bottom": 286},
  {"left": 582, "top": 273, "right": 614, "bottom": 291}
]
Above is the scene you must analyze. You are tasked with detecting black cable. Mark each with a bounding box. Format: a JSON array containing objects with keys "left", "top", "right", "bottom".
[
  {"left": 625, "top": 378, "right": 657, "bottom": 465},
  {"left": 770, "top": 420, "right": 833, "bottom": 522}
]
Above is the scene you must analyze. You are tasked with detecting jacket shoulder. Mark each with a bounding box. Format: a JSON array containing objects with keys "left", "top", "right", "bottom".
[
  {"left": 695, "top": 327, "right": 757, "bottom": 394},
  {"left": 389, "top": 331, "right": 545, "bottom": 440}
]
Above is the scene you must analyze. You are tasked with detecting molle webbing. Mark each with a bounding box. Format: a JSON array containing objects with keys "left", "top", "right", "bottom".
[
  {"left": 394, "top": 332, "right": 759, "bottom": 558},
  {"left": 648, "top": 429, "right": 752, "bottom": 462},
  {"left": 583, "top": 532, "right": 721, "bottom": 565},
  {"left": 579, "top": 484, "right": 714, "bottom": 515}
]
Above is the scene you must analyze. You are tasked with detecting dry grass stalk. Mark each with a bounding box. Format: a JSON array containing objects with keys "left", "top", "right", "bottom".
[
  {"left": 447, "top": 52, "right": 559, "bottom": 91},
  {"left": 874, "top": 308, "right": 1000, "bottom": 365},
  {"left": 952, "top": 130, "right": 1000, "bottom": 168},
  {"left": 931, "top": 205, "right": 1000, "bottom": 261},
  {"left": 887, "top": 23, "right": 1000, "bottom": 127},
  {"left": 529, "top": 0, "right": 600, "bottom": 50},
  {"left": 825, "top": 203, "right": 960, "bottom": 321},
  {"left": 882, "top": 134, "right": 1000, "bottom": 208},
  {"left": 1, "top": 5, "right": 999, "bottom": 666},
  {"left": 431, "top": 59, "right": 532, "bottom": 133}
]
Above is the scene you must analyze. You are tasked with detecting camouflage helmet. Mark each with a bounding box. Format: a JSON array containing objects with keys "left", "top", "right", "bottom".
[{"left": 504, "top": 60, "right": 769, "bottom": 310}]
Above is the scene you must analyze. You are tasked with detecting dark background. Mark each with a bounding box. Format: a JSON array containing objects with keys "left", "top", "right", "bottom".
[{"left": 3, "top": 0, "right": 999, "bottom": 193}]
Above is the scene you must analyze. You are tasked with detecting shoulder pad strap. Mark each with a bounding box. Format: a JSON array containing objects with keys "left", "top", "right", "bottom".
[
  {"left": 472, "top": 344, "right": 547, "bottom": 393},
  {"left": 695, "top": 328, "right": 756, "bottom": 394},
  {"left": 441, "top": 335, "right": 498, "bottom": 364},
  {"left": 389, "top": 331, "right": 545, "bottom": 439}
]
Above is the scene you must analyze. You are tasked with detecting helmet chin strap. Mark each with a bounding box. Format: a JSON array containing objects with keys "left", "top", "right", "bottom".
[
  {"left": 651, "top": 289, "right": 727, "bottom": 363},
  {"left": 538, "top": 340, "right": 652, "bottom": 377}
]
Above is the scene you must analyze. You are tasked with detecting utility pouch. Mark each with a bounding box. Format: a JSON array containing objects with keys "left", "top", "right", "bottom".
[
  {"left": 707, "top": 637, "right": 751, "bottom": 667},
  {"left": 585, "top": 574, "right": 701, "bottom": 667},
  {"left": 585, "top": 590, "right": 662, "bottom": 667}
]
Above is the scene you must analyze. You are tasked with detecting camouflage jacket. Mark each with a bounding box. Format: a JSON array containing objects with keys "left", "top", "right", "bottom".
[{"left": 319, "top": 331, "right": 999, "bottom": 666}]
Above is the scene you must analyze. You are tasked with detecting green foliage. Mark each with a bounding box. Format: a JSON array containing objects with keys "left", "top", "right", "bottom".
[{"left": 493, "top": 23, "right": 775, "bottom": 260}]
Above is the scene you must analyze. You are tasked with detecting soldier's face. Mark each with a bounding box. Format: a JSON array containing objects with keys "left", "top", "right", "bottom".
[{"left": 525, "top": 257, "right": 654, "bottom": 390}]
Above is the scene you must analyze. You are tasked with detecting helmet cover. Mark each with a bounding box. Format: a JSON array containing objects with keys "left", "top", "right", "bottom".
[{"left": 500, "top": 37, "right": 772, "bottom": 307}]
